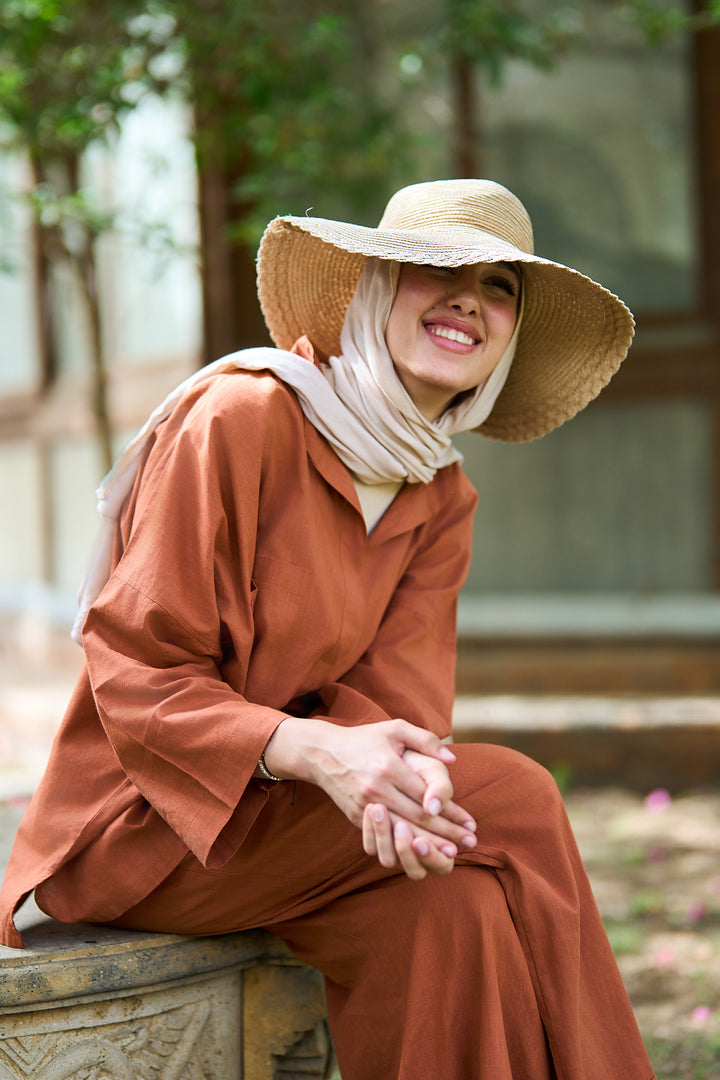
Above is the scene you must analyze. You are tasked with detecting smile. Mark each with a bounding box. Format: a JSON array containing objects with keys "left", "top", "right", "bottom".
[{"left": 426, "top": 324, "right": 479, "bottom": 347}]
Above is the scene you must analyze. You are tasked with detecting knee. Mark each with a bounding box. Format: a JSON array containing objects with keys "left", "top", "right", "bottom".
[
  {"left": 451, "top": 742, "right": 565, "bottom": 816},
  {"left": 514, "top": 749, "right": 564, "bottom": 813}
]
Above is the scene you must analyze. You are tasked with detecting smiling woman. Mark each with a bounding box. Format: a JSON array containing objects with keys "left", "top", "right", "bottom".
[
  {"left": 0, "top": 179, "right": 654, "bottom": 1080},
  {"left": 385, "top": 261, "right": 521, "bottom": 419}
]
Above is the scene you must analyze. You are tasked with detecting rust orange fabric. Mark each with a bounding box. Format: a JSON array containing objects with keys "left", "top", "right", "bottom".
[
  {"left": 0, "top": 358, "right": 476, "bottom": 948},
  {"left": 0, "top": 346, "right": 655, "bottom": 1078}
]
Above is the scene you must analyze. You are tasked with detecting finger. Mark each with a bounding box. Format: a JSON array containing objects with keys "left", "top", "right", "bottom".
[
  {"left": 403, "top": 749, "right": 455, "bottom": 813},
  {"left": 402, "top": 751, "right": 476, "bottom": 832},
  {"left": 388, "top": 750, "right": 464, "bottom": 824},
  {"left": 384, "top": 789, "right": 477, "bottom": 850},
  {"left": 367, "top": 803, "right": 398, "bottom": 868},
  {"left": 411, "top": 833, "right": 456, "bottom": 877},
  {"left": 393, "top": 820, "right": 427, "bottom": 880},
  {"left": 415, "top": 780, "right": 477, "bottom": 836},
  {"left": 357, "top": 739, "right": 432, "bottom": 809},
  {"left": 422, "top": 770, "right": 455, "bottom": 817},
  {"left": 362, "top": 803, "right": 378, "bottom": 856},
  {"left": 435, "top": 798, "right": 478, "bottom": 834},
  {"left": 388, "top": 720, "right": 457, "bottom": 765},
  {"left": 389, "top": 813, "right": 459, "bottom": 860}
]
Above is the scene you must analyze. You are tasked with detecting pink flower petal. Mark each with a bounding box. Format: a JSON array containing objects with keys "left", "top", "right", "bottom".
[
  {"left": 644, "top": 789, "right": 672, "bottom": 814},
  {"left": 688, "top": 902, "right": 706, "bottom": 924},
  {"left": 691, "top": 1006, "right": 712, "bottom": 1025}
]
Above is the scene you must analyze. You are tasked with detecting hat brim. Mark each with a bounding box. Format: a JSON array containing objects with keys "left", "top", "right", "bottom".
[{"left": 257, "top": 216, "right": 635, "bottom": 443}]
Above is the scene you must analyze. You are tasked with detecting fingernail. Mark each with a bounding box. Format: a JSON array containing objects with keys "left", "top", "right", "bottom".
[
  {"left": 427, "top": 797, "right": 442, "bottom": 816},
  {"left": 439, "top": 747, "right": 456, "bottom": 762},
  {"left": 395, "top": 820, "right": 410, "bottom": 836},
  {"left": 442, "top": 844, "right": 456, "bottom": 858},
  {"left": 464, "top": 820, "right": 477, "bottom": 832},
  {"left": 462, "top": 834, "right": 476, "bottom": 848},
  {"left": 416, "top": 841, "right": 429, "bottom": 856},
  {"left": 373, "top": 806, "right": 385, "bottom": 823}
]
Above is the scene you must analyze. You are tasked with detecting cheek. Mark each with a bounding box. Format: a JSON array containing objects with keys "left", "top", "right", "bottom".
[
  {"left": 385, "top": 296, "right": 415, "bottom": 361},
  {"left": 492, "top": 303, "right": 519, "bottom": 344},
  {"left": 384, "top": 309, "right": 401, "bottom": 361}
]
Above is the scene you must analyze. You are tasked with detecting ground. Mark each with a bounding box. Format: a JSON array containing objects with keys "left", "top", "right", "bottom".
[{"left": 565, "top": 785, "right": 720, "bottom": 1080}]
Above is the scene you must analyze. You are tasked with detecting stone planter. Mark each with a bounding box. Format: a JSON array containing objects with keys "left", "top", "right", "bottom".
[{"left": 0, "top": 901, "right": 332, "bottom": 1079}]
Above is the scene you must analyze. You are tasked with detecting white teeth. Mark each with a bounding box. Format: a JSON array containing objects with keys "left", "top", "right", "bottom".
[{"left": 430, "top": 325, "right": 476, "bottom": 346}]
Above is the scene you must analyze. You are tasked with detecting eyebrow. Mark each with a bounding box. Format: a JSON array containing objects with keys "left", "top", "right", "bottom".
[{"left": 494, "top": 261, "right": 521, "bottom": 280}]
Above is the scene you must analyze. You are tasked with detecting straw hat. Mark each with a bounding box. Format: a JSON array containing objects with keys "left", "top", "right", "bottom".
[{"left": 256, "top": 178, "right": 634, "bottom": 442}]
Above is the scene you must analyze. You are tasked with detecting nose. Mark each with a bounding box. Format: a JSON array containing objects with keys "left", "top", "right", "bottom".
[{"left": 445, "top": 269, "right": 481, "bottom": 315}]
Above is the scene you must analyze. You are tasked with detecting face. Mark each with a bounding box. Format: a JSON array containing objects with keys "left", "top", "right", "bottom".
[{"left": 384, "top": 261, "right": 520, "bottom": 421}]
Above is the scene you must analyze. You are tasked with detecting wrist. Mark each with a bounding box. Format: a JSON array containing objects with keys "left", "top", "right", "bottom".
[
  {"left": 255, "top": 748, "right": 283, "bottom": 782},
  {"left": 262, "top": 716, "right": 330, "bottom": 783}
]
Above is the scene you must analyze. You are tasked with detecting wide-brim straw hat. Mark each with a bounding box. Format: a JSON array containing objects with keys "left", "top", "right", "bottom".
[{"left": 257, "top": 178, "right": 634, "bottom": 442}]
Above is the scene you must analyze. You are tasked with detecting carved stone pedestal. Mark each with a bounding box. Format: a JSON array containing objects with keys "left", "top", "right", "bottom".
[{"left": 0, "top": 902, "right": 333, "bottom": 1080}]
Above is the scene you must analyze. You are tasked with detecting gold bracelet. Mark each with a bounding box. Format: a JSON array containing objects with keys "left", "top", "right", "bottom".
[{"left": 257, "top": 750, "right": 283, "bottom": 783}]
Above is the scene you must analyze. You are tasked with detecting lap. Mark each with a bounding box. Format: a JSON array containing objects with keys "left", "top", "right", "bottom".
[{"left": 108, "top": 742, "right": 560, "bottom": 936}]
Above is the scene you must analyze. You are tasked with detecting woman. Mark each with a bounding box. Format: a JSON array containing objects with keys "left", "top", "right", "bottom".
[{"left": 0, "top": 179, "right": 655, "bottom": 1079}]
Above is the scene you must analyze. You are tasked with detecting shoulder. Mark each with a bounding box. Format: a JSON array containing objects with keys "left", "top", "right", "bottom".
[
  {"left": 131, "top": 370, "right": 305, "bottom": 509},
  {"left": 187, "top": 369, "right": 302, "bottom": 431},
  {"left": 160, "top": 370, "right": 305, "bottom": 466}
]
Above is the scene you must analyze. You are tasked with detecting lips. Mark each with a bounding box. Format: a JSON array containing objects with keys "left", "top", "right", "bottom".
[
  {"left": 430, "top": 325, "right": 476, "bottom": 346},
  {"left": 424, "top": 318, "right": 481, "bottom": 350}
]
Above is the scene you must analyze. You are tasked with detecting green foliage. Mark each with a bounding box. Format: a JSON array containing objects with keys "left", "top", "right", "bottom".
[
  {"left": 444, "top": 0, "right": 581, "bottom": 85},
  {"left": 646, "top": 1032, "right": 720, "bottom": 1080},
  {"left": 0, "top": 0, "right": 180, "bottom": 255},
  {"left": 2, "top": 0, "right": 719, "bottom": 243},
  {"left": 620, "top": 0, "right": 720, "bottom": 45},
  {"left": 548, "top": 760, "right": 575, "bottom": 793},
  {"left": 0, "top": 0, "right": 413, "bottom": 243},
  {"left": 400, "top": 0, "right": 720, "bottom": 93},
  {"left": 150, "top": 0, "right": 408, "bottom": 239},
  {"left": 0, "top": 0, "right": 173, "bottom": 157},
  {"left": 601, "top": 918, "right": 644, "bottom": 955},
  {"left": 628, "top": 887, "right": 667, "bottom": 917}
]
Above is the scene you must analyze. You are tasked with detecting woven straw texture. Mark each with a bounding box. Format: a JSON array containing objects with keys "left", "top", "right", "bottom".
[{"left": 256, "top": 180, "right": 634, "bottom": 442}]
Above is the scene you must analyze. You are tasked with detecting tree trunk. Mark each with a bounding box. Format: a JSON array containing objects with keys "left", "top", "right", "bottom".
[
  {"left": 196, "top": 148, "right": 270, "bottom": 369},
  {"left": 62, "top": 152, "right": 114, "bottom": 474},
  {"left": 28, "top": 154, "right": 58, "bottom": 392},
  {"left": 76, "top": 236, "right": 114, "bottom": 474},
  {"left": 453, "top": 51, "right": 479, "bottom": 178},
  {"left": 30, "top": 151, "right": 113, "bottom": 471}
]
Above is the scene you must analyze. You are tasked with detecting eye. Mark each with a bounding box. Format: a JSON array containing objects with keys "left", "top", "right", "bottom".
[{"left": 485, "top": 274, "right": 518, "bottom": 297}]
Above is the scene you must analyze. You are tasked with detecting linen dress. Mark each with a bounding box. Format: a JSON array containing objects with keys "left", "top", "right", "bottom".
[{"left": 0, "top": 343, "right": 655, "bottom": 1080}]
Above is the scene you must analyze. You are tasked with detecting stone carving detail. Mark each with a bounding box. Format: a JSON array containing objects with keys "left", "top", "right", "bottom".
[
  {"left": 272, "top": 1018, "right": 335, "bottom": 1079},
  {"left": 0, "top": 1000, "right": 211, "bottom": 1080}
]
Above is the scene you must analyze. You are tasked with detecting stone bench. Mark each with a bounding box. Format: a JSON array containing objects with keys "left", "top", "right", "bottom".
[{"left": 0, "top": 897, "right": 333, "bottom": 1080}]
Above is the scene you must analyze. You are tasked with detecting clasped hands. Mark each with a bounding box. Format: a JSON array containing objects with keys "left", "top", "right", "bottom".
[{"left": 263, "top": 717, "right": 477, "bottom": 880}]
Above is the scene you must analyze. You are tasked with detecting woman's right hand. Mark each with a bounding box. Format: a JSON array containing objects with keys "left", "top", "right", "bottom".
[
  {"left": 362, "top": 802, "right": 459, "bottom": 879},
  {"left": 262, "top": 716, "right": 477, "bottom": 874}
]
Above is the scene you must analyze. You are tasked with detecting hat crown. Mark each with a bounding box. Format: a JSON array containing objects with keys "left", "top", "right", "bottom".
[{"left": 378, "top": 179, "right": 534, "bottom": 255}]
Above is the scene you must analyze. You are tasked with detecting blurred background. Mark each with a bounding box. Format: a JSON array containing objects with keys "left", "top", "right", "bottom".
[
  {"left": 1, "top": 4, "right": 720, "bottom": 1068},
  {"left": 1, "top": 0, "right": 720, "bottom": 701}
]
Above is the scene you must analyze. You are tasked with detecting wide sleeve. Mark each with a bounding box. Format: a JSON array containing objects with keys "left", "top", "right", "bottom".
[
  {"left": 306, "top": 473, "right": 478, "bottom": 738},
  {"left": 81, "top": 376, "right": 291, "bottom": 868}
]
